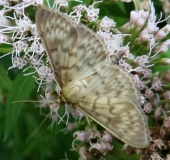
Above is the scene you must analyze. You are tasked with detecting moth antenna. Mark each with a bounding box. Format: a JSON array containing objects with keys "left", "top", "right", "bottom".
[{"left": 12, "top": 100, "right": 48, "bottom": 103}]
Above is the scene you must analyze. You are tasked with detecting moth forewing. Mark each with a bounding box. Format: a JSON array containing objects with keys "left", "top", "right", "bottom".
[{"left": 36, "top": 5, "right": 150, "bottom": 148}]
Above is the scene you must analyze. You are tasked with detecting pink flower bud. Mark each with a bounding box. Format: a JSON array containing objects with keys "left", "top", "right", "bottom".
[
  {"left": 163, "top": 117, "right": 170, "bottom": 128},
  {"left": 143, "top": 102, "right": 153, "bottom": 113},
  {"left": 155, "top": 39, "right": 170, "bottom": 53},
  {"left": 73, "top": 131, "right": 90, "bottom": 142},
  {"left": 130, "top": 11, "right": 138, "bottom": 25},
  {"left": 145, "top": 88, "right": 154, "bottom": 99},
  {"left": 155, "top": 25, "right": 170, "bottom": 41}
]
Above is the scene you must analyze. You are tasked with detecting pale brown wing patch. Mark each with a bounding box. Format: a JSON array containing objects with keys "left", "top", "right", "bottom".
[
  {"left": 36, "top": 5, "right": 107, "bottom": 86},
  {"left": 78, "top": 98, "right": 149, "bottom": 148},
  {"left": 36, "top": 5, "right": 79, "bottom": 86},
  {"left": 83, "top": 64, "right": 141, "bottom": 106},
  {"left": 73, "top": 24, "right": 107, "bottom": 80}
]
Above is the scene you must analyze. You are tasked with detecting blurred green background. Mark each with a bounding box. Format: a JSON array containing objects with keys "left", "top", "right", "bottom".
[{"left": 0, "top": 0, "right": 169, "bottom": 159}]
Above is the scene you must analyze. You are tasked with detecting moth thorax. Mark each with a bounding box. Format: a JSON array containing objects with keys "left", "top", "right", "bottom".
[{"left": 62, "top": 81, "right": 85, "bottom": 104}]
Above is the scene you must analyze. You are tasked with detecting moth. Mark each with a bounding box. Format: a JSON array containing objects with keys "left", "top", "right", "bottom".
[{"left": 36, "top": 5, "right": 149, "bottom": 148}]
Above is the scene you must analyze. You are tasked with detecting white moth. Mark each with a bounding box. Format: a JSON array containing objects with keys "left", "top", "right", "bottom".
[{"left": 36, "top": 5, "right": 149, "bottom": 148}]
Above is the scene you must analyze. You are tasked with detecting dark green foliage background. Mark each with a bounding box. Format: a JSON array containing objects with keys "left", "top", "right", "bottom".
[{"left": 0, "top": 0, "right": 169, "bottom": 160}]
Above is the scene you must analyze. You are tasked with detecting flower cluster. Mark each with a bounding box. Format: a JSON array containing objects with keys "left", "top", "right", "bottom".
[
  {"left": 117, "top": 1, "right": 170, "bottom": 160},
  {"left": 73, "top": 130, "right": 113, "bottom": 160},
  {"left": 0, "top": 0, "right": 170, "bottom": 159},
  {"left": 0, "top": 0, "right": 54, "bottom": 91}
]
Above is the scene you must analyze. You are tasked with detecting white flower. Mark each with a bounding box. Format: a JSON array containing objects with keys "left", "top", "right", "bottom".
[{"left": 100, "top": 16, "right": 116, "bottom": 32}]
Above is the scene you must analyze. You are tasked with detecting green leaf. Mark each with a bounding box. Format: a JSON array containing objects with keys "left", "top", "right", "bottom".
[
  {"left": 68, "top": 0, "right": 82, "bottom": 12},
  {"left": 4, "top": 72, "right": 36, "bottom": 141},
  {"left": 111, "top": 141, "right": 139, "bottom": 160},
  {"left": 99, "top": 2, "right": 130, "bottom": 26},
  {"left": 0, "top": 44, "right": 13, "bottom": 54},
  {"left": 0, "top": 64, "right": 12, "bottom": 91}
]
